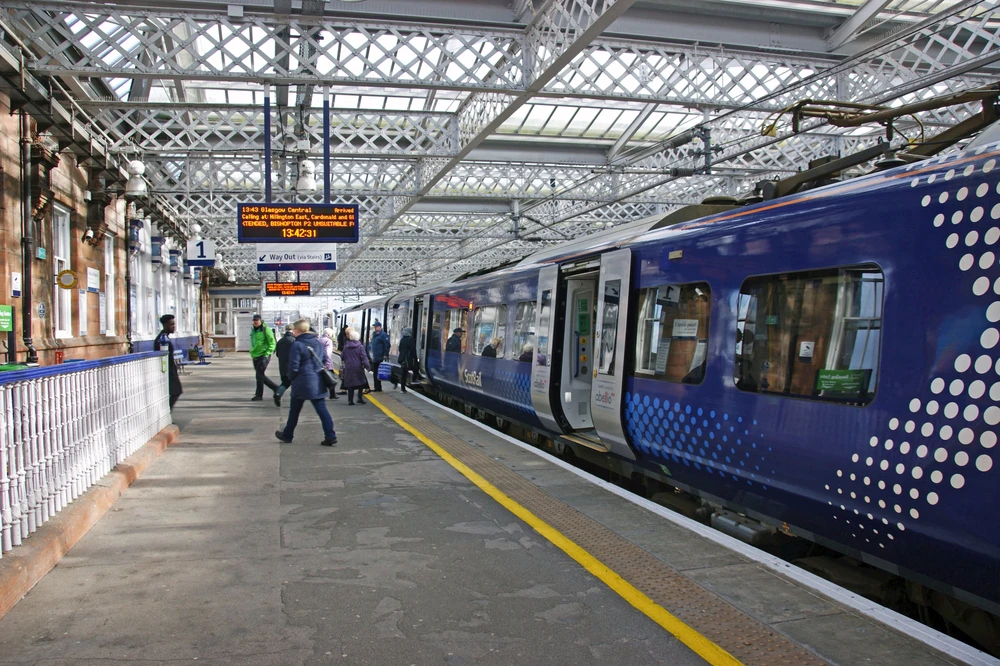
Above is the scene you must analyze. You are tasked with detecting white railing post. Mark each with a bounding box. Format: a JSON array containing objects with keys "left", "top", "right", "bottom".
[{"left": 0, "top": 352, "right": 171, "bottom": 556}]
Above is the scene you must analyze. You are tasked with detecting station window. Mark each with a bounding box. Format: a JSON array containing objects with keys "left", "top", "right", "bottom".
[
  {"left": 634, "top": 282, "right": 711, "bottom": 384},
  {"left": 734, "top": 264, "right": 884, "bottom": 405},
  {"left": 52, "top": 204, "right": 72, "bottom": 337},
  {"left": 511, "top": 300, "right": 536, "bottom": 361},
  {"left": 471, "top": 305, "right": 508, "bottom": 357}
]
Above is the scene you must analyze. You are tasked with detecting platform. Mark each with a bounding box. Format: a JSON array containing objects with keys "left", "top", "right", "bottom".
[{"left": 0, "top": 355, "right": 990, "bottom": 665}]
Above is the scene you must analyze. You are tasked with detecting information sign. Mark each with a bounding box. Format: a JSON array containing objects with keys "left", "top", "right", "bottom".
[
  {"left": 87, "top": 267, "right": 101, "bottom": 293},
  {"left": 237, "top": 203, "right": 359, "bottom": 243},
  {"left": 264, "top": 282, "right": 311, "bottom": 297},
  {"left": 0, "top": 305, "right": 12, "bottom": 332},
  {"left": 187, "top": 239, "right": 217, "bottom": 267},
  {"left": 816, "top": 369, "right": 868, "bottom": 397}
]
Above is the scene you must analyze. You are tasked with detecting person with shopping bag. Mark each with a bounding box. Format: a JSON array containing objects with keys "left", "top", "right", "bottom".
[
  {"left": 370, "top": 321, "right": 390, "bottom": 392},
  {"left": 341, "top": 327, "right": 371, "bottom": 406},
  {"left": 274, "top": 319, "right": 338, "bottom": 446}
]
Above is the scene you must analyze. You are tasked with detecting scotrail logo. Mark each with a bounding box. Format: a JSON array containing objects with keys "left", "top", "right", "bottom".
[{"left": 462, "top": 369, "right": 483, "bottom": 387}]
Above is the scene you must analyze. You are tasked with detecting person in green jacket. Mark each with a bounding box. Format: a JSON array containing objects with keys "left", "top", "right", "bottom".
[{"left": 250, "top": 314, "right": 280, "bottom": 401}]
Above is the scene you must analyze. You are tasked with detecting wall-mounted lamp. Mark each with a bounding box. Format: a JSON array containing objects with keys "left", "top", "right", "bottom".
[{"left": 83, "top": 222, "right": 109, "bottom": 246}]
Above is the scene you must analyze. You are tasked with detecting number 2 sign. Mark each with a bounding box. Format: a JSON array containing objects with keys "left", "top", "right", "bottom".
[{"left": 187, "top": 239, "right": 216, "bottom": 267}]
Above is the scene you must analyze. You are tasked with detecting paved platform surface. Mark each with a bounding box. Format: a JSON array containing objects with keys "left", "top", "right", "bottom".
[
  {"left": 0, "top": 355, "right": 708, "bottom": 665},
  {"left": 0, "top": 354, "right": 985, "bottom": 666}
]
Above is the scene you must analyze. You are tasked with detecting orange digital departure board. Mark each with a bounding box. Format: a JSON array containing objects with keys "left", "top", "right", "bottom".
[
  {"left": 264, "top": 282, "right": 311, "bottom": 296},
  {"left": 237, "top": 203, "right": 359, "bottom": 243}
]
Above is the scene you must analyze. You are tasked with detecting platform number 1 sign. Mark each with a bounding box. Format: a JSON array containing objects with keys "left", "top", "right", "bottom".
[{"left": 187, "top": 239, "right": 216, "bottom": 267}]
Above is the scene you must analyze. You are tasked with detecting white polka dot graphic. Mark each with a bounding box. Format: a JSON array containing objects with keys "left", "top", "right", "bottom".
[{"left": 827, "top": 153, "right": 998, "bottom": 551}]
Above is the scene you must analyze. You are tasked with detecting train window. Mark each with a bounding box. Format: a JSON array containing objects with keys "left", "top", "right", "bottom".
[
  {"left": 598, "top": 279, "right": 621, "bottom": 376},
  {"left": 472, "top": 305, "right": 508, "bottom": 357},
  {"left": 734, "top": 264, "right": 884, "bottom": 405},
  {"left": 512, "top": 301, "right": 536, "bottom": 361},
  {"left": 536, "top": 290, "right": 553, "bottom": 366},
  {"left": 388, "top": 304, "right": 410, "bottom": 356},
  {"left": 444, "top": 308, "right": 467, "bottom": 353},
  {"left": 430, "top": 311, "right": 443, "bottom": 352},
  {"left": 634, "top": 282, "right": 711, "bottom": 384}
]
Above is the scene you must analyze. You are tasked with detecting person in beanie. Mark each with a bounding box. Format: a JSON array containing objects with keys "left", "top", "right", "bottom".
[
  {"left": 274, "top": 319, "right": 337, "bottom": 446},
  {"left": 370, "top": 320, "right": 390, "bottom": 392},
  {"left": 155, "top": 314, "right": 182, "bottom": 410},
  {"left": 250, "top": 314, "right": 280, "bottom": 401},
  {"left": 273, "top": 323, "right": 295, "bottom": 406}
]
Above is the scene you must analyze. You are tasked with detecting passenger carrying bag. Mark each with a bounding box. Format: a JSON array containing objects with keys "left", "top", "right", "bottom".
[
  {"left": 307, "top": 346, "right": 338, "bottom": 391},
  {"left": 377, "top": 362, "right": 392, "bottom": 381}
]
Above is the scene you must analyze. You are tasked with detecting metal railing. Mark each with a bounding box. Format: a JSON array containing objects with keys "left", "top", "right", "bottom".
[{"left": 0, "top": 352, "right": 171, "bottom": 556}]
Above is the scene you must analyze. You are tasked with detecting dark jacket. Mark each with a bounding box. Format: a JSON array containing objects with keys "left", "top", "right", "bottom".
[
  {"left": 371, "top": 330, "right": 390, "bottom": 361},
  {"left": 337, "top": 327, "right": 347, "bottom": 351},
  {"left": 398, "top": 333, "right": 418, "bottom": 370},
  {"left": 341, "top": 339, "right": 371, "bottom": 388},
  {"left": 156, "top": 329, "right": 182, "bottom": 397},
  {"left": 481, "top": 344, "right": 496, "bottom": 358},
  {"left": 518, "top": 350, "right": 533, "bottom": 363},
  {"left": 446, "top": 334, "right": 462, "bottom": 353},
  {"left": 276, "top": 331, "right": 295, "bottom": 380},
  {"left": 287, "top": 332, "right": 327, "bottom": 400}
]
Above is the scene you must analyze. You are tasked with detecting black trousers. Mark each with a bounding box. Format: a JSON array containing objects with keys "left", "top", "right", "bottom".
[
  {"left": 373, "top": 358, "right": 384, "bottom": 391},
  {"left": 253, "top": 356, "right": 279, "bottom": 397},
  {"left": 347, "top": 388, "right": 366, "bottom": 404}
]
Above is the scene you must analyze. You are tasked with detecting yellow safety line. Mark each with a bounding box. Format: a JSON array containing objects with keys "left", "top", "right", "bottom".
[{"left": 367, "top": 394, "right": 742, "bottom": 666}]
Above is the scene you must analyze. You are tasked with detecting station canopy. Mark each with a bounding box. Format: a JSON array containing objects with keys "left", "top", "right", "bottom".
[{"left": 0, "top": 0, "right": 996, "bottom": 297}]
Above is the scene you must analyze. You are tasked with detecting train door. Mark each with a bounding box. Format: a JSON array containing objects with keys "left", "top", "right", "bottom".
[
  {"left": 590, "top": 248, "right": 637, "bottom": 461},
  {"left": 413, "top": 294, "right": 428, "bottom": 378},
  {"left": 559, "top": 273, "right": 597, "bottom": 431},
  {"left": 530, "top": 265, "right": 561, "bottom": 433}
]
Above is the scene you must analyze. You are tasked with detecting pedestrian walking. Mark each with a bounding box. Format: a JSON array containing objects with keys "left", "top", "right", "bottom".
[
  {"left": 397, "top": 327, "right": 418, "bottom": 394},
  {"left": 341, "top": 328, "right": 371, "bottom": 405},
  {"left": 274, "top": 319, "right": 338, "bottom": 446},
  {"left": 370, "top": 320, "right": 390, "bottom": 392},
  {"left": 155, "top": 314, "right": 182, "bottom": 410},
  {"left": 273, "top": 324, "right": 295, "bottom": 406},
  {"left": 250, "top": 313, "right": 280, "bottom": 401},
  {"left": 321, "top": 328, "right": 339, "bottom": 400}
]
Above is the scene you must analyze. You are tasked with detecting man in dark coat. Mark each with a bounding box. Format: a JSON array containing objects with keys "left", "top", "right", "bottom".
[
  {"left": 370, "top": 320, "right": 390, "bottom": 392},
  {"left": 397, "top": 327, "right": 417, "bottom": 394},
  {"left": 445, "top": 327, "right": 464, "bottom": 353},
  {"left": 155, "top": 314, "right": 182, "bottom": 410},
  {"left": 273, "top": 324, "right": 295, "bottom": 406},
  {"left": 274, "top": 319, "right": 337, "bottom": 446},
  {"left": 337, "top": 324, "right": 347, "bottom": 352}
]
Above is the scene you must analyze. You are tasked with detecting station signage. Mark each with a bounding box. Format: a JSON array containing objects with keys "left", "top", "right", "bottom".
[
  {"left": 237, "top": 203, "right": 359, "bottom": 243},
  {"left": 264, "top": 282, "right": 311, "bottom": 297},
  {"left": 256, "top": 243, "right": 337, "bottom": 272}
]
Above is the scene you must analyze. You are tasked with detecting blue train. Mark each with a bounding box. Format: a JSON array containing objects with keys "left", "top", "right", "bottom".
[{"left": 340, "top": 137, "right": 1000, "bottom": 629}]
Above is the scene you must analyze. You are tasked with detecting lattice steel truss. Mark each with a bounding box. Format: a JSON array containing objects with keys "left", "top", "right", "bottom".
[{"left": 0, "top": 0, "right": 997, "bottom": 298}]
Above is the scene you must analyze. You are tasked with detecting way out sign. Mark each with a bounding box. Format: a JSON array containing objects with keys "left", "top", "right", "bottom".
[{"left": 187, "top": 239, "right": 216, "bottom": 267}]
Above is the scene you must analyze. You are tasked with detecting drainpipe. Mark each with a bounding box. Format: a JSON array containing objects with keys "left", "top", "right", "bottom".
[{"left": 19, "top": 110, "right": 38, "bottom": 364}]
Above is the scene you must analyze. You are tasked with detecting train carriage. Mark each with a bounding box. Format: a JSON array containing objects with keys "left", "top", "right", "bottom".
[{"left": 341, "top": 139, "right": 1000, "bottom": 623}]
